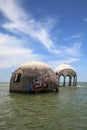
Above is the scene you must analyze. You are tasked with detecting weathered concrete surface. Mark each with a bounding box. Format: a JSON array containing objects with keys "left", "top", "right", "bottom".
[
  {"left": 55, "top": 63, "right": 77, "bottom": 87},
  {"left": 10, "top": 62, "right": 59, "bottom": 93}
]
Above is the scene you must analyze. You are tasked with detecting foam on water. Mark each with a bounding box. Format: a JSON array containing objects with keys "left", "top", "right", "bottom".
[{"left": 77, "top": 85, "right": 87, "bottom": 88}]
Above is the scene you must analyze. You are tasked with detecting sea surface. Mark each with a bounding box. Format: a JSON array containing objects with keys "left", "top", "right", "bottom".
[{"left": 0, "top": 82, "right": 87, "bottom": 130}]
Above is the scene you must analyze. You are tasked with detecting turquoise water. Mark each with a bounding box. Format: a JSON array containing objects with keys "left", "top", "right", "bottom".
[{"left": 0, "top": 82, "right": 87, "bottom": 130}]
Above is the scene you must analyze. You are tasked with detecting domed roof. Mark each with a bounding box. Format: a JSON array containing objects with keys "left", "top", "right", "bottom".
[
  {"left": 19, "top": 61, "right": 51, "bottom": 69},
  {"left": 55, "top": 63, "right": 75, "bottom": 73}
]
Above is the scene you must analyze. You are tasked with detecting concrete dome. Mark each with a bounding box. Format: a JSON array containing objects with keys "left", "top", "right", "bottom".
[
  {"left": 10, "top": 61, "right": 58, "bottom": 93},
  {"left": 19, "top": 61, "right": 51, "bottom": 69},
  {"left": 55, "top": 63, "right": 75, "bottom": 73},
  {"left": 14, "top": 61, "right": 54, "bottom": 76},
  {"left": 55, "top": 63, "right": 77, "bottom": 87}
]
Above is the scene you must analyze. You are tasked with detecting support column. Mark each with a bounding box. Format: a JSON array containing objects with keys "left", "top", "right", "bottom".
[
  {"left": 69, "top": 76, "right": 72, "bottom": 86},
  {"left": 73, "top": 76, "right": 77, "bottom": 86},
  {"left": 63, "top": 76, "right": 66, "bottom": 87},
  {"left": 73, "top": 77, "right": 75, "bottom": 86},
  {"left": 75, "top": 76, "right": 77, "bottom": 86},
  {"left": 58, "top": 76, "right": 60, "bottom": 86}
]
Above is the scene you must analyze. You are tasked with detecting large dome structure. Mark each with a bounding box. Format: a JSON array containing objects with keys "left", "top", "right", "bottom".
[
  {"left": 55, "top": 63, "right": 77, "bottom": 87},
  {"left": 10, "top": 61, "right": 58, "bottom": 93}
]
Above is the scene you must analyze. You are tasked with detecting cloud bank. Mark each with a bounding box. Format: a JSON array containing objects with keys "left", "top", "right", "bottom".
[{"left": 0, "top": 0, "right": 82, "bottom": 69}]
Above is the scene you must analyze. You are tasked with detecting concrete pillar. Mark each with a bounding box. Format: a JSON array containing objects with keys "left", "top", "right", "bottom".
[
  {"left": 73, "top": 76, "right": 77, "bottom": 86},
  {"left": 58, "top": 76, "right": 60, "bottom": 86},
  {"left": 69, "top": 76, "right": 72, "bottom": 86},
  {"left": 73, "top": 77, "right": 75, "bottom": 86},
  {"left": 63, "top": 76, "right": 66, "bottom": 86},
  {"left": 75, "top": 76, "right": 77, "bottom": 86}
]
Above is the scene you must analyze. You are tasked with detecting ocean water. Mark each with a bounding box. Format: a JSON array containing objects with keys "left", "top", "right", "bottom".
[{"left": 0, "top": 82, "right": 87, "bottom": 130}]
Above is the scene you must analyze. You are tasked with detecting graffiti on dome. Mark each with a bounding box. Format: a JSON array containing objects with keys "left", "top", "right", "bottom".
[{"left": 26, "top": 73, "right": 53, "bottom": 91}]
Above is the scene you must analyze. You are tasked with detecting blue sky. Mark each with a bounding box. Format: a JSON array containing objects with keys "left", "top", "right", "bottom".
[{"left": 0, "top": 0, "right": 87, "bottom": 82}]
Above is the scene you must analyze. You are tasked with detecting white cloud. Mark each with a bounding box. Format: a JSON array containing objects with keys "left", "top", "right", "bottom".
[
  {"left": 47, "top": 57, "right": 80, "bottom": 69},
  {"left": 0, "top": 0, "right": 82, "bottom": 56},
  {"left": 0, "top": 33, "right": 42, "bottom": 69},
  {"left": 0, "top": 0, "right": 27, "bottom": 22},
  {"left": 0, "top": 0, "right": 82, "bottom": 70},
  {"left": 0, "top": 0, "right": 58, "bottom": 53},
  {"left": 61, "top": 42, "right": 82, "bottom": 56},
  {"left": 65, "top": 33, "right": 83, "bottom": 41}
]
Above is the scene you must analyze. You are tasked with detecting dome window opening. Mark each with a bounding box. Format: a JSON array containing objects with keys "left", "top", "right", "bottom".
[{"left": 14, "top": 73, "right": 21, "bottom": 82}]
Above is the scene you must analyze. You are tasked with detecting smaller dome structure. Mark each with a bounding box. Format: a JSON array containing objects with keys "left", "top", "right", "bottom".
[
  {"left": 55, "top": 63, "right": 75, "bottom": 73},
  {"left": 10, "top": 61, "right": 58, "bottom": 93},
  {"left": 55, "top": 63, "right": 77, "bottom": 87}
]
